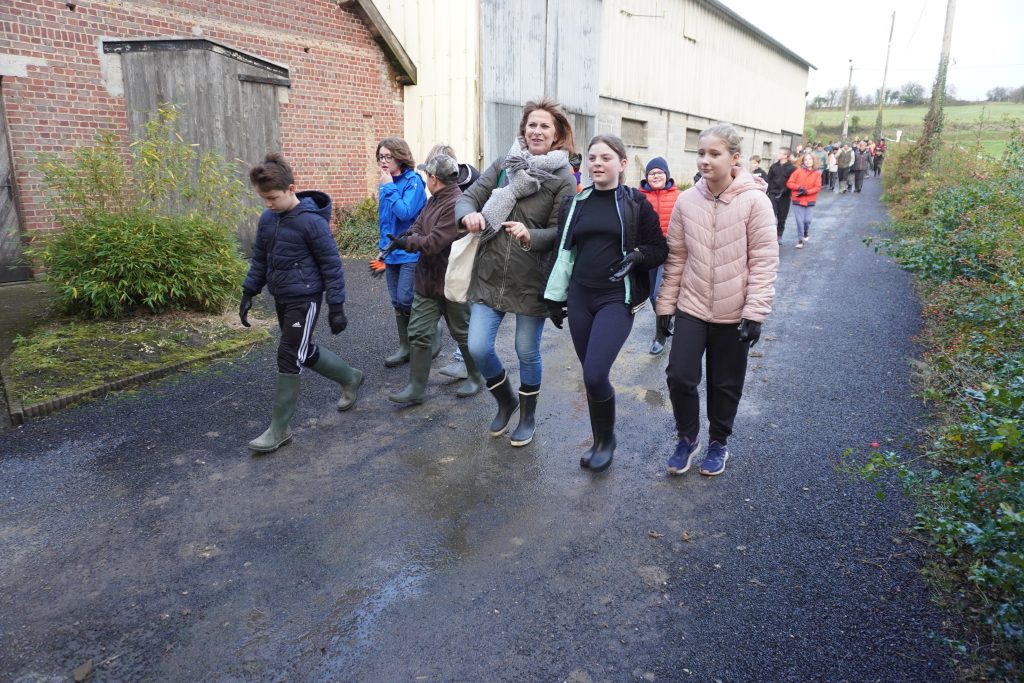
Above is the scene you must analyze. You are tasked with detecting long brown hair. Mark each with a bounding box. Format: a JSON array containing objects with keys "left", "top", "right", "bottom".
[
  {"left": 376, "top": 137, "right": 415, "bottom": 171},
  {"left": 519, "top": 98, "right": 576, "bottom": 155}
]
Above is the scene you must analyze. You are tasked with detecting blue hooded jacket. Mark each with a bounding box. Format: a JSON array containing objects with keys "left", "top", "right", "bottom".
[
  {"left": 378, "top": 168, "right": 427, "bottom": 265},
  {"left": 243, "top": 190, "right": 346, "bottom": 309}
]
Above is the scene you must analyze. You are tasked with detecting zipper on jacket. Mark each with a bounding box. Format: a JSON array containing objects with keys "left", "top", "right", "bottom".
[
  {"left": 709, "top": 195, "right": 719, "bottom": 306},
  {"left": 614, "top": 189, "right": 632, "bottom": 306},
  {"left": 497, "top": 229, "right": 513, "bottom": 308}
]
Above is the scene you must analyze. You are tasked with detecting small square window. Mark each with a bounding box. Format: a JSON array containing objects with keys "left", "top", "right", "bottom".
[
  {"left": 684, "top": 128, "right": 701, "bottom": 152},
  {"left": 762, "top": 141, "right": 772, "bottom": 158},
  {"left": 621, "top": 118, "right": 648, "bottom": 147}
]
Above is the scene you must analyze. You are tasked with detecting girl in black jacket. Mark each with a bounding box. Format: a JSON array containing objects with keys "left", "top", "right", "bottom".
[{"left": 544, "top": 134, "right": 667, "bottom": 472}]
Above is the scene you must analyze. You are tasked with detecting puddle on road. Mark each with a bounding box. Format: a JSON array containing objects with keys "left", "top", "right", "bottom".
[{"left": 315, "top": 562, "right": 427, "bottom": 677}]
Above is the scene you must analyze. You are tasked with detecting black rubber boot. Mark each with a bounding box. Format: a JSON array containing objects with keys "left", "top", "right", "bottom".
[
  {"left": 509, "top": 383, "right": 539, "bottom": 447},
  {"left": 248, "top": 373, "right": 300, "bottom": 453},
  {"left": 385, "top": 311, "right": 411, "bottom": 367},
  {"left": 586, "top": 392, "right": 617, "bottom": 472},
  {"left": 455, "top": 343, "right": 484, "bottom": 398},
  {"left": 485, "top": 370, "right": 519, "bottom": 436},
  {"left": 309, "top": 348, "right": 363, "bottom": 411},
  {"left": 388, "top": 345, "right": 431, "bottom": 405}
]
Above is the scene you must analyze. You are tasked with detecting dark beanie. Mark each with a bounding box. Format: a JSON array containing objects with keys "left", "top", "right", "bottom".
[{"left": 645, "top": 156, "right": 670, "bottom": 178}]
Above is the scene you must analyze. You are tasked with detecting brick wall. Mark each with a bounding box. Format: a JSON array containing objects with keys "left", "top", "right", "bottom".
[{"left": 1, "top": 0, "right": 405, "bottom": 240}]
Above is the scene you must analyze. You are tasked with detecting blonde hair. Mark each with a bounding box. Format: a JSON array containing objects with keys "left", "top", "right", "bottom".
[{"left": 699, "top": 123, "right": 743, "bottom": 155}]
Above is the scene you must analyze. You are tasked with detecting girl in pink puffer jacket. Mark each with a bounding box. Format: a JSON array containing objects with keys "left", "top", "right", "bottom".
[{"left": 654, "top": 123, "right": 779, "bottom": 477}]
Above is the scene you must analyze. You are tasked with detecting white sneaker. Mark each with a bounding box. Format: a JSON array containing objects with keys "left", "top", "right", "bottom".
[
  {"left": 796, "top": 240, "right": 804, "bottom": 249},
  {"left": 803, "top": 235, "right": 810, "bottom": 243}
]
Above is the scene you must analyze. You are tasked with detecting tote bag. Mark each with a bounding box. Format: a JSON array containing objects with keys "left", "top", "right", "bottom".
[{"left": 444, "top": 232, "right": 480, "bottom": 303}]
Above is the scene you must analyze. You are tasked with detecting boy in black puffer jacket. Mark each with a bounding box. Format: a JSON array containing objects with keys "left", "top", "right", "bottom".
[{"left": 240, "top": 153, "right": 363, "bottom": 453}]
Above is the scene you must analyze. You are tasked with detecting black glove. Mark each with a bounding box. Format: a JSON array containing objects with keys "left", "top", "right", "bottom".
[
  {"left": 239, "top": 291, "right": 254, "bottom": 327},
  {"left": 609, "top": 250, "right": 643, "bottom": 282},
  {"left": 738, "top": 319, "right": 762, "bottom": 347},
  {"left": 383, "top": 236, "right": 410, "bottom": 256},
  {"left": 796, "top": 186, "right": 808, "bottom": 196},
  {"left": 545, "top": 299, "right": 567, "bottom": 329},
  {"left": 657, "top": 315, "right": 674, "bottom": 339},
  {"left": 328, "top": 305, "right": 347, "bottom": 334}
]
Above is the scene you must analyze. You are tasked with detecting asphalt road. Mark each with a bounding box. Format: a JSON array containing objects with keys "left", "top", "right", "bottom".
[{"left": 0, "top": 176, "right": 954, "bottom": 682}]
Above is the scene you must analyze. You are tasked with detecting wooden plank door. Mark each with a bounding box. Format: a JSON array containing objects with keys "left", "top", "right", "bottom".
[{"left": 0, "top": 84, "right": 31, "bottom": 283}]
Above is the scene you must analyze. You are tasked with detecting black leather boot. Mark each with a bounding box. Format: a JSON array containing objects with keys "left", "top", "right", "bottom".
[
  {"left": 586, "top": 392, "right": 616, "bottom": 472},
  {"left": 509, "top": 383, "right": 539, "bottom": 447},
  {"left": 485, "top": 370, "right": 519, "bottom": 436}
]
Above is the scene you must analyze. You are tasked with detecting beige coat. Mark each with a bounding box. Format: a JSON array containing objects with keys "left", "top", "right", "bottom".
[{"left": 655, "top": 167, "right": 778, "bottom": 324}]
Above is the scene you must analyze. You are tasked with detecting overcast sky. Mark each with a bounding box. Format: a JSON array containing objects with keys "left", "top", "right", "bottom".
[{"left": 718, "top": 0, "right": 1024, "bottom": 102}]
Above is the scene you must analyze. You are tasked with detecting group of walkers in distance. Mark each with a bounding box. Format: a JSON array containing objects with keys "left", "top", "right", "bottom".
[
  {"left": 239, "top": 97, "right": 779, "bottom": 479},
  {"left": 764, "top": 137, "right": 885, "bottom": 249}
]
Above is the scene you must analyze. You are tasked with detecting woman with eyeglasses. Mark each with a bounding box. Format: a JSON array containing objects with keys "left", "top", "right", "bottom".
[{"left": 376, "top": 137, "right": 428, "bottom": 367}]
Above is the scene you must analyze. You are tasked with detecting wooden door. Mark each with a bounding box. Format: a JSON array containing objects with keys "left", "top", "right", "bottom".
[{"left": 0, "top": 84, "right": 31, "bottom": 283}]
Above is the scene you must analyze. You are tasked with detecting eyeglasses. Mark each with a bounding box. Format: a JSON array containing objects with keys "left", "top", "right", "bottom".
[
  {"left": 377, "top": 154, "right": 394, "bottom": 162},
  {"left": 647, "top": 170, "right": 666, "bottom": 176}
]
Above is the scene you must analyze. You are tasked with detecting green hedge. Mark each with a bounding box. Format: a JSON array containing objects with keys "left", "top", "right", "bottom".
[{"left": 871, "top": 128, "right": 1024, "bottom": 677}]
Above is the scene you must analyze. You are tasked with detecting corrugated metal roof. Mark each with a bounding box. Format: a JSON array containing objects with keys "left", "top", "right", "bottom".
[{"left": 701, "top": 0, "right": 816, "bottom": 70}]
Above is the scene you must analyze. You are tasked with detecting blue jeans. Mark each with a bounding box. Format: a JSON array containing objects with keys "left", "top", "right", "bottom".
[
  {"left": 467, "top": 303, "right": 545, "bottom": 386},
  {"left": 386, "top": 262, "right": 416, "bottom": 313}
]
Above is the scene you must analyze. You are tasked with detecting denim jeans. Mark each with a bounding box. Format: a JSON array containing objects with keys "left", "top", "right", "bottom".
[
  {"left": 467, "top": 302, "right": 545, "bottom": 385},
  {"left": 386, "top": 262, "right": 416, "bottom": 313}
]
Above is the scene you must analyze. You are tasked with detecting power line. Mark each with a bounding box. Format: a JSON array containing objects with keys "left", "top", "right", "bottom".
[{"left": 906, "top": 0, "right": 928, "bottom": 48}]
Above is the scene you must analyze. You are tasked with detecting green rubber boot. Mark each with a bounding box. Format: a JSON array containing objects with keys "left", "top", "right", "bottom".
[
  {"left": 388, "top": 345, "right": 432, "bottom": 404},
  {"left": 249, "top": 373, "right": 300, "bottom": 453},
  {"left": 455, "top": 343, "right": 484, "bottom": 398},
  {"left": 385, "top": 311, "right": 411, "bottom": 367},
  {"left": 309, "top": 348, "right": 363, "bottom": 411}
]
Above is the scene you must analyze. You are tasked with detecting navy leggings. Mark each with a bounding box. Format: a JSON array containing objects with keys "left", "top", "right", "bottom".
[{"left": 567, "top": 280, "right": 634, "bottom": 400}]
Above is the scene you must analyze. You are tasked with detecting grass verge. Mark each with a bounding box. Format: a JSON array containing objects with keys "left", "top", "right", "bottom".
[
  {"left": 1, "top": 312, "right": 269, "bottom": 417},
  {"left": 857, "top": 128, "right": 1024, "bottom": 679}
]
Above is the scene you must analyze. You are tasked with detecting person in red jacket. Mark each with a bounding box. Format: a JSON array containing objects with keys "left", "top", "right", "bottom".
[
  {"left": 786, "top": 153, "right": 822, "bottom": 249},
  {"left": 638, "top": 156, "right": 681, "bottom": 355}
]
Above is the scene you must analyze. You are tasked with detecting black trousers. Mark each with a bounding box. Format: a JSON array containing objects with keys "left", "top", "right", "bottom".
[
  {"left": 853, "top": 169, "right": 867, "bottom": 192},
  {"left": 769, "top": 193, "right": 790, "bottom": 238},
  {"left": 275, "top": 300, "right": 321, "bottom": 374},
  {"left": 665, "top": 311, "right": 750, "bottom": 444},
  {"left": 567, "top": 280, "right": 634, "bottom": 400}
]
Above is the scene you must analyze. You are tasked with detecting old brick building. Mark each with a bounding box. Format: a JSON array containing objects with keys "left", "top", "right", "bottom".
[{"left": 0, "top": 0, "right": 413, "bottom": 279}]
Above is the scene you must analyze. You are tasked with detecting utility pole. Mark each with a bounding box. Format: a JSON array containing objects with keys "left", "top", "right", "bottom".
[
  {"left": 917, "top": 0, "right": 956, "bottom": 163},
  {"left": 842, "top": 59, "right": 853, "bottom": 139},
  {"left": 873, "top": 12, "right": 895, "bottom": 140}
]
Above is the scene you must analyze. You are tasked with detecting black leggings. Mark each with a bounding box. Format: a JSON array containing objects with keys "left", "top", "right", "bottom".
[
  {"left": 275, "top": 300, "right": 321, "bottom": 374},
  {"left": 567, "top": 281, "right": 634, "bottom": 400},
  {"left": 665, "top": 311, "right": 750, "bottom": 444}
]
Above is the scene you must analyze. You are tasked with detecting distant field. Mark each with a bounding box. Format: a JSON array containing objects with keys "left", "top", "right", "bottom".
[{"left": 804, "top": 102, "right": 1023, "bottom": 155}]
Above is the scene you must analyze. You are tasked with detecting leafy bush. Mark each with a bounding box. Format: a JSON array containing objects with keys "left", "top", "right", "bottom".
[
  {"left": 332, "top": 195, "right": 379, "bottom": 257},
  {"left": 32, "top": 211, "right": 246, "bottom": 317},
  {"left": 868, "top": 122, "right": 1024, "bottom": 676},
  {"left": 32, "top": 104, "right": 252, "bottom": 318}
]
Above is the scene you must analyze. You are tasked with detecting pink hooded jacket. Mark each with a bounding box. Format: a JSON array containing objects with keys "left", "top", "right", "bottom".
[{"left": 655, "top": 167, "right": 779, "bottom": 324}]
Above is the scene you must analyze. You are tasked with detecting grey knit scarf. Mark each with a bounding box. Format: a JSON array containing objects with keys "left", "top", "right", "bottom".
[{"left": 479, "top": 138, "right": 568, "bottom": 243}]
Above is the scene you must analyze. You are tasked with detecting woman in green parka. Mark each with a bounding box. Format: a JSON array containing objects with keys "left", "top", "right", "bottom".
[{"left": 454, "top": 97, "right": 577, "bottom": 448}]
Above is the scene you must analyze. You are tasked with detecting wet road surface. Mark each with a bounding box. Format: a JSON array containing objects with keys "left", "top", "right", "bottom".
[{"left": 1, "top": 177, "right": 954, "bottom": 681}]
